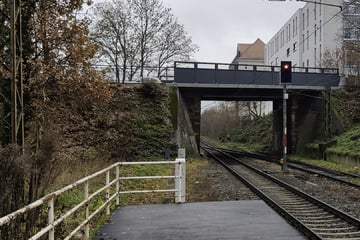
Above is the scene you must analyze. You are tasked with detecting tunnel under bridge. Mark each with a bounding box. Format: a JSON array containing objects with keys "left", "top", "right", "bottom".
[{"left": 168, "top": 61, "right": 340, "bottom": 155}]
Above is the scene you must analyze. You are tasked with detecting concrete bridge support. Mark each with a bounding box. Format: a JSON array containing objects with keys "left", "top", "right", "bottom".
[
  {"left": 176, "top": 89, "right": 201, "bottom": 155},
  {"left": 272, "top": 92, "right": 325, "bottom": 154}
]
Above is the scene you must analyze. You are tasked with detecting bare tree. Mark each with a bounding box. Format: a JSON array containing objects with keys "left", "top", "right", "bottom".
[
  {"left": 92, "top": 0, "right": 138, "bottom": 83},
  {"left": 91, "top": 0, "right": 198, "bottom": 82},
  {"left": 154, "top": 19, "right": 198, "bottom": 77},
  {"left": 342, "top": 0, "right": 360, "bottom": 84},
  {"left": 343, "top": 0, "right": 360, "bottom": 54}
]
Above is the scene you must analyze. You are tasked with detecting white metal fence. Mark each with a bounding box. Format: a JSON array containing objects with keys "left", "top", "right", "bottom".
[{"left": 0, "top": 158, "right": 186, "bottom": 240}]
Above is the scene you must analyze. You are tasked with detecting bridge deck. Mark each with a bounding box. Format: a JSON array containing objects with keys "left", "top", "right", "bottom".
[
  {"left": 173, "top": 61, "right": 340, "bottom": 90},
  {"left": 93, "top": 200, "right": 305, "bottom": 240}
]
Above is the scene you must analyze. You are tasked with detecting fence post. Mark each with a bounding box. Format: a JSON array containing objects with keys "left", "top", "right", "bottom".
[
  {"left": 179, "top": 158, "right": 186, "bottom": 203},
  {"left": 48, "top": 198, "right": 54, "bottom": 240},
  {"left": 175, "top": 157, "right": 186, "bottom": 203},
  {"left": 106, "top": 170, "right": 110, "bottom": 215},
  {"left": 175, "top": 158, "right": 180, "bottom": 203},
  {"left": 116, "top": 165, "right": 120, "bottom": 206},
  {"left": 84, "top": 180, "right": 89, "bottom": 239}
]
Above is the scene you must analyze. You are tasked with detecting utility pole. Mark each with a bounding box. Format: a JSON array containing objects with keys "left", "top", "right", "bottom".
[{"left": 10, "top": 0, "right": 24, "bottom": 148}]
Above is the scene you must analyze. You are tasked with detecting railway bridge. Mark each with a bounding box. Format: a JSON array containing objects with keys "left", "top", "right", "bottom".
[{"left": 169, "top": 61, "right": 341, "bottom": 154}]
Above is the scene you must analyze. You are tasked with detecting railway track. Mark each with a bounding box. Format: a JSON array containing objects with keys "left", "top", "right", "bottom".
[
  {"left": 201, "top": 143, "right": 360, "bottom": 240},
  {"left": 219, "top": 147, "right": 360, "bottom": 188}
]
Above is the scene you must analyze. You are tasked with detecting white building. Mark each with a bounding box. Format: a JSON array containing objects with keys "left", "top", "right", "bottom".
[{"left": 265, "top": 0, "right": 344, "bottom": 68}]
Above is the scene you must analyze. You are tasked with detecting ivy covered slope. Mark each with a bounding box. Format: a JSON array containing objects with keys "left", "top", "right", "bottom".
[
  {"left": 327, "top": 124, "right": 360, "bottom": 158},
  {"left": 103, "top": 83, "right": 175, "bottom": 160},
  {"left": 328, "top": 88, "right": 360, "bottom": 158},
  {"left": 52, "top": 83, "right": 175, "bottom": 184}
]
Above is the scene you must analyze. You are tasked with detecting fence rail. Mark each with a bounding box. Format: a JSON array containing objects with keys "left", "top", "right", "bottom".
[{"left": 0, "top": 158, "right": 186, "bottom": 240}]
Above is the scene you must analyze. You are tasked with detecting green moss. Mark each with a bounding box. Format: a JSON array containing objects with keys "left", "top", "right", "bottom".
[
  {"left": 291, "top": 155, "right": 360, "bottom": 176},
  {"left": 327, "top": 124, "right": 360, "bottom": 157},
  {"left": 105, "top": 85, "right": 176, "bottom": 159}
]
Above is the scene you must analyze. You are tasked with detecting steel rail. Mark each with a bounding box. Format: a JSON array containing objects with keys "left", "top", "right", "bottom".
[
  {"left": 201, "top": 144, "right": 323, "bottom": 240},
  {"left": 201, "top": 143, "right": 360, "bottom": 239},
  {"left": 218, "top": 147, "right": 360, "bottom": 188}
]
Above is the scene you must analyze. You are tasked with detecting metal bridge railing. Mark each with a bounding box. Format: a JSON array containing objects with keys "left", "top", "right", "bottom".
[
  {"left": 174, "top": 61, "right": 339, "bottom": 74},
  {"left": 173, "top": 61, "right": 340, "bottom": 87},
  {"left": 0, "top": 158, "right": 186, "bottom": 240}
]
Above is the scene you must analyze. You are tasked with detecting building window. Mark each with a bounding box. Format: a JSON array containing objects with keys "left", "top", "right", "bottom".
[
  {"left": 314, "top": 24, "right": 317, "bottom": 44},
  {"left": 288, "top": 23, "right": 291, "bottom": 40},
  {"left": 307, "top": 9, "right": 309, "bottom": 27},
  {"left": 293, "top": 42, "right": 297, "bottom": 52},
  {"left": 314, "top": 48, "right": 317, "bottom": 67},
  {"left": 307, "top": 59, "right": 309, "bottom": 67},
  {"left": 319, "top": 44, "right": 322, "bottom": 64},
  {"left": 287, "top": 48, "right": 290, "bottom": 57},
  {"left": 302, "top": 13, "right": 305, "bottom": 30},
  {"left": 319, "top": 0, "right": 322, "bottom": 15},
  {"left": 295, "top": 16, "right": 298, "bottom": 35},
  {"left": 307, "top": 30, "right": 309, "bottom": 50},
  {"left": 293, "top": 19, "right": 295, "bottom": 37},
  {"left": 319, "top": 20, "right": 322, "bottom": 41},
  {"left": 302, "top": 34, "right": 305, "bottom": 52},
  {"left": 314, "top": 3, "right": 317, "bottom": 20},
  {"left": 344, "top": 28, "right": 351, "bottom": 39}
]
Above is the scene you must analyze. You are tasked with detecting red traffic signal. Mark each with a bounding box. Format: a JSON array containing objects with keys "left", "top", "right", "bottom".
[{"left": 281, "top": 61, "right": 292, "bottom": 83}]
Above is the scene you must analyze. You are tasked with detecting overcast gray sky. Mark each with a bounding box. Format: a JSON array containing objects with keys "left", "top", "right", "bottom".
[{"left": 162, "top": 0, "right": 305, "bottom": 63}]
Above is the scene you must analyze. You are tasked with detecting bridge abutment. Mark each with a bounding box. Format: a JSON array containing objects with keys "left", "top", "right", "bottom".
[
  {"left": 273, "top": 92, "right": 325, "bottom": 154},
  {"left": 176, "top": 89, "right": 201, "bottom": 155}
]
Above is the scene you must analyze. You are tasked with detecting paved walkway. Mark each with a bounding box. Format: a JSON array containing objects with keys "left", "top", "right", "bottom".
[{"left": 93, "top": 200, "right": 305, "bottom": 240}]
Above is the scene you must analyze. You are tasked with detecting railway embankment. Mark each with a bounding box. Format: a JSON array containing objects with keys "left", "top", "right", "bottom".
[{"left": 304, "top": 87, "right": 360, "bottom": 167}]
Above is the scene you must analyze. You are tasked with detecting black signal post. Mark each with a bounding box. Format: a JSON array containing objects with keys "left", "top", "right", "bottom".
[{"left": 280, "top": 61, "right": 291, "bottom": 173}]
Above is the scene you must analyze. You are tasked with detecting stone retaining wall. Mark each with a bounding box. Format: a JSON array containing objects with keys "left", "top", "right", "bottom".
[{"left": 326, "top": 152, "right": 360, "bottom": 167}]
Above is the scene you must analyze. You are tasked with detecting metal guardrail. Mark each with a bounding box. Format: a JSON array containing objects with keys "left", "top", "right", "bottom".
[{"left": 0, "top": 158, "right": 186, "bottom": 240}]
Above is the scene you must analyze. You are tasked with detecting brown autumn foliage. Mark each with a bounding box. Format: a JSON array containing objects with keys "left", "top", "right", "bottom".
[{"left": 0, "top": 1, "right": 113, "bottom": 238}]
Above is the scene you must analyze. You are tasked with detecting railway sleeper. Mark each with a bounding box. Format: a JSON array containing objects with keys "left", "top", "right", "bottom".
[
  {"left": 311, "top": 226, "right": 358, "bottom": 232},
  {"left": 284, "top": 207, "right": 322, "bottom": 212},
  {"left": 324, "top": 237, "right": 360, "bottom": 240},
  {"left": 297, "top": 214, "right": 336, "bottom": 220},
  {"left": 306, "top": 222, "right": 350, "bottom": 228},
  {"left": 295, "top": 213, "right": 331, "bottom": 218},
  {"left": 320, "top": 231, "right": 360, "bottom": 238},
  {"left": 301, "top": 217, "right": 341, "bottom": 222}
]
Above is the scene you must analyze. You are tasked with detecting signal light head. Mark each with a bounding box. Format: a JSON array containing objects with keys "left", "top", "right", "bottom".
[{"left": 280, "top": 61, "right": 292, "bottom": 83}]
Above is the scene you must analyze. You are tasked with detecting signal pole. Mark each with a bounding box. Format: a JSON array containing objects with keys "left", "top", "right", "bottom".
[
  {"left": 10, "top": 0, "right": 24, "bottom": 148},
  {"left": 282, "top": 85, "right": 289, "bottom": 173},
  {"left": 280, "top": 61, "right": 291, "bottom": 173}
]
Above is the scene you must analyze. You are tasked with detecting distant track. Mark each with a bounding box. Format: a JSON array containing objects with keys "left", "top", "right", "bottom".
[
  {"left": 201, "top": 142, "right": 360, "bottom": 240},
  {"left": 218, "top": 147, "right": 360, "bottom": 188}
]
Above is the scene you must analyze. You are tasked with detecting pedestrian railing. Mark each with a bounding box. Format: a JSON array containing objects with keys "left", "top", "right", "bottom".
[{"left": 0, "top": 158, "right": 186, "bottom": 240}]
